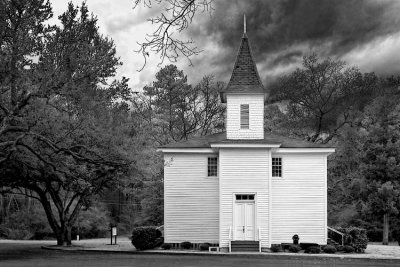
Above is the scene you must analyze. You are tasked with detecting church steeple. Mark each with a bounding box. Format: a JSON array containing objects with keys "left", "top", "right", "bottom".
[
  {"left": 220, "top": 16, "right": 265, "bottom": 103},
  {"left": 222, "top": 17, "right": 266, "bottom": 140}
]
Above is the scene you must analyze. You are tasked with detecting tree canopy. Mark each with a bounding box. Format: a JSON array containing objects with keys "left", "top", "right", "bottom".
[
  {"left": 268, "top": 54, "right": 378, "bottom": 143},
  {"left": 132, "top": 64, "right": 225, "bottom": 145},
  {"left": 0, "top": 1, "right": 133, "bottom": 245},
  {"left": 357, "top": 88, "right": 400, "bottom": 244}
]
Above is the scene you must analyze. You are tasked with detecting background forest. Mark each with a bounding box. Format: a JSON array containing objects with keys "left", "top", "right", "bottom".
[{"left": 1, "top": 1, "right": 400, "bottom": 245}]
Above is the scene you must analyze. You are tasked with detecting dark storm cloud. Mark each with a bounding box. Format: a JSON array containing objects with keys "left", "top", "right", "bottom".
[
  {"left": 189, "top": 0, "right": 400, "bottom": 84},
  {"left": 270, "top": 51, "right": 303, "bottom": 66}
]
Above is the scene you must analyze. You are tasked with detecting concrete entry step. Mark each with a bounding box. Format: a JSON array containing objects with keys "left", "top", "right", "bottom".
[
  {"left": 231, "top": 241, "right": 259, "bottom": 252},
  {"left": 231, "top": 241, "right": 259, "bottom": 245}
]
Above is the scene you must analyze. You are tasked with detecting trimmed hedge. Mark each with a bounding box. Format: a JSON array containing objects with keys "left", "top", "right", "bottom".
[
  {"left": 131, "top": 226, "right": 163, "bottom": 250},
  {"left": 199, "top": 243, "right": 211, "bottom": 251},
  {"left": 288, "top": 245, "right": 301, "bottom": 253},
  {"left": 335, "top": 227, "right": 368, "bottom": 253},
  {"left": 323, "top": 245, "right": 337, "bottom": 254},
  {"left": 307, "top": 246, "right": 321, "bottom": 254},
  {"left": 270, "top": 244, "right": 282, "bottom": 252},
  {"left": 335, "top": 245, "right": 344, "bottom": 252},
  {"left": 181, "top": 241, "right": 192, "bottom": 249},
  {"left": 300, "top": 243, "right": 319, "bottom": 251},
  {"left": 161, "top": 243, "right": 171, "bottom": 250},
  {"left": 343, "top": 245, "right": 355, "bottom": 253}
]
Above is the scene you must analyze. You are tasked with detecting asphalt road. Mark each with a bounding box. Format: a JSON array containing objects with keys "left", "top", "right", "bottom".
[{"left": 1, "top": 243, "right": 400, "bottom": 267}]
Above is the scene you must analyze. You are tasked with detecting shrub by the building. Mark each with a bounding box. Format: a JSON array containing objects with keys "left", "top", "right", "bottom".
[
  {"left": 307, "top": 246, "right": 321, "bottom": 254},
  {"left": 270, "top": 244, "right": 282, "bottom": 252},
  {"left": 180, "top": 241, "right": 192, "bottom": 249},
  {"left": 301, "top": 243, "right": 320, "bottom": 251},
  {"left": 323, "top": 245, "right": 337, "bottom": 254},
  {"left": 288, "top": 245, "right": 301, "bottom": 253},
  {"left": 335, "top": 227, "right": 368, "bottom": 253},
  {"left": 335, "top": 245, "right": 344, "bottom": 252},
  {"left": 161, "top": 243, "right": 171, "bottom": 250},
  {"left": 199, "top": 243, "right": 211, "bottom": 251},
  {"left": 343, "top": 245, "right": 355, "bottom": 253},
  {"left": 131, "top": 226, "right": 163, "bottom": 250}
]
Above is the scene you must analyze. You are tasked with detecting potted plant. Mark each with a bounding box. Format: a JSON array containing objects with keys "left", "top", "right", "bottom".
[{"left": 292, "top": 234, "right": 299, "bottom": 245}]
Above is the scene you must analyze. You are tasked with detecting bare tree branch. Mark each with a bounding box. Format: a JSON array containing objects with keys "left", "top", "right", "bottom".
[{"left": 133, "top": 0, "right": 213, "bottom": 71}]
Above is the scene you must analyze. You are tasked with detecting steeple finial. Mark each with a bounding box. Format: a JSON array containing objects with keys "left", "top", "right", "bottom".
[{"left": 243, "top": 14, "right": 246, "bottom": 34}]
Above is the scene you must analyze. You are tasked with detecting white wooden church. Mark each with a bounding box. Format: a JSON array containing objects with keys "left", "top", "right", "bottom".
[{"left": 158, "top": 21, "right": 335, "bottom": 252}]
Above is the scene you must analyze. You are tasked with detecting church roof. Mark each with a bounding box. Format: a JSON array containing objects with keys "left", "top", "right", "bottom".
[
  {"left": 220, "top": 33, "right": 265, "bottom": 103},
  {"left": 159, "top": 132, "right": 333, "bottom": 149}
]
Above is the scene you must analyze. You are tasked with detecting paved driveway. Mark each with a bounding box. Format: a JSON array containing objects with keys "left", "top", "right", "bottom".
[{"left": 1, "top": 242, "right": 400, "bottom": 267}]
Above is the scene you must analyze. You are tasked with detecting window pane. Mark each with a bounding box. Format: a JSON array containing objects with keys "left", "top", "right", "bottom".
[
  {"left": 272, "top": 157, "right": 282, "bottom": 177},
  {"left": 236, "top": 194, "right": 255, "bottom": 201},
  {"left": 208, "top": 157, "right": 218, "bottom": 177}
]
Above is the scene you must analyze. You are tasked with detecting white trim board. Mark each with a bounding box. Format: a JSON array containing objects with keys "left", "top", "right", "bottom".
[
  {"left": 158, "top": 147, "right": 335, "bottom": 153},
  {"left": 211, "top": 143, "right": 281, "bottom": 148},
  {"left": 273, "top": 148, "right": 335, "bottom": 154},
  {"left": 157, "top": 148, "right": 216, "bottom": 153}
]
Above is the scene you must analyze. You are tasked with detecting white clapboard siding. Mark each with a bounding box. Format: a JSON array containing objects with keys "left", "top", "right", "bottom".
[
  {"left": 164, "top": 153, "right": 219, "bottom": 243},
  {"left": 226, "top": 94, "right": 264, "bottom": 139},
  {"left": 219, "top": 148, "right": 270, "bottom": 248},
  {"left": 271, "top": 153, "right": 327, "bottom": 244}
]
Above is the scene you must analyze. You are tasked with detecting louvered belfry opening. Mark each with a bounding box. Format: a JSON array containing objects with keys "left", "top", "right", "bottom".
[{"left": 240, "top": 104, "right": 249, "bottom": 129}]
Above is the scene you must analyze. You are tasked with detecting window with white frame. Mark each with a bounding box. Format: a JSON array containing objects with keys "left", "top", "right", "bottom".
[
  {"left": 208, "top": 157, "right": 218, "bottom": 177},
  {"left": 240, "top": 104, "right": 249, "bottom": 129},
  {"left": 235, "top": 194, "right": 255, "bottom": 201},
  {"left": 272, "top": 157, "right": 282, "bottom": 177}
]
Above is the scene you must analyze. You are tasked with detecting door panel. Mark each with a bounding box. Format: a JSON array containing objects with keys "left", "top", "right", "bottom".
[
  {"left": 234, "top": 203, "right": 245, "bottom": 240},
  {"left": 245, "top": 203, "right": 255, "bottom": 240},
  {"left": 234, "top": 201, "right": 255, "bottom": 240}
]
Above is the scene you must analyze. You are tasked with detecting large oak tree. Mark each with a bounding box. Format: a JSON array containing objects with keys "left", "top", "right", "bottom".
[
  {"left": 268, "top": 54, "right": 378, "bottom": 143},
  {"left": 0, "top": 1, "right": 133, "bottom": 245},
  {"left": 357, "top": 86, "right": 400, "bottom": 245}
]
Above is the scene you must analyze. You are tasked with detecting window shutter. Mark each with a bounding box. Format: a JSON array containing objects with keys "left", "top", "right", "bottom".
[{"left": 240, "top": 104, "right": 249, "bottom": 129}]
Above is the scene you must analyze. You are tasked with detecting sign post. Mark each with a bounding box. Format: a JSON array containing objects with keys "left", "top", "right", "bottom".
[
  {"left": 112, "top": 227, "right": 117, "bottom": 245},
  {"left": 109, "top": 224, "right": 118, "bottom": 245}
]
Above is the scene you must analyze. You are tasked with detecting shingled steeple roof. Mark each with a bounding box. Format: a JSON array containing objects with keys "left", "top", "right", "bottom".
[{"left": 220, "top": 20, "right": 265, "bottom": 103}]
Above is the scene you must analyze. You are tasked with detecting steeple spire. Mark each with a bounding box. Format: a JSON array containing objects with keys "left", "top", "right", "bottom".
[
  {"left": 219, "top": 17, "right": 265, "bottom": 103},
  {"left": 244, "top": 14, "right": 246, "bottom": 34}
]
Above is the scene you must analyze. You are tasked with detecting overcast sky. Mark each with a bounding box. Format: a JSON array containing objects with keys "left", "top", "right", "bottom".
[{"left": 51, "top": 0, "right": 400, "bottom": 91}]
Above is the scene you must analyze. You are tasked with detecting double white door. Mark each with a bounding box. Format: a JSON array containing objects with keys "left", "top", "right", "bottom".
[{"left": 234, "top": 202, "right": 255, "bottom": 240}]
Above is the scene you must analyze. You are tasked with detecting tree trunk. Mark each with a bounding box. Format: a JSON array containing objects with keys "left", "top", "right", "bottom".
[
  {"left": 383, "top": 213, "right": 389, "bottom": 245},
  {"left": 10, "top": 43, "right": 18, "bottom": 107},
  {"left": 64, "top": 226, "right": 72, "bottom": 246},
  {"left": 56, "top": 235, "right": 64, "bottom": 246},
  {"left": 55, "top": 226, "right": 72, "bottom": 246},
  {"left": 0, "top": 194, "right": 6, "bottom": 224}
]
